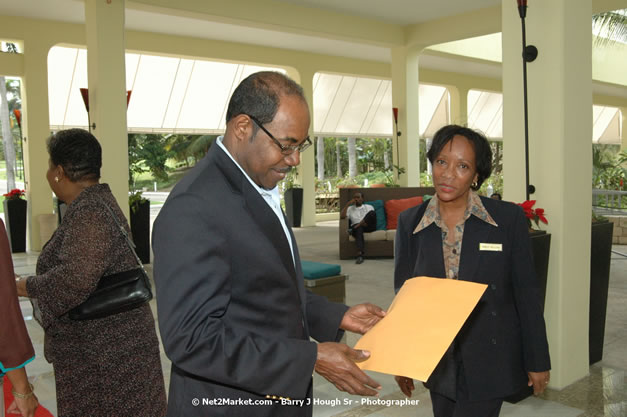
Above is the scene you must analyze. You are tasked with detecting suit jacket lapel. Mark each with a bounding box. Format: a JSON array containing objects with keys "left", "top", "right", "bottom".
[
  {"left": 212, "top": 145, "right": 298, "bottom": 281},
  {"left": 417, "top": 223, "right": 447, "bottom": 278},
  {"left": 459, "top": 216, "right": 492, "bottom": 282},
  {"left": 287, "top": 223, "right": 306, "bottom": 310}
]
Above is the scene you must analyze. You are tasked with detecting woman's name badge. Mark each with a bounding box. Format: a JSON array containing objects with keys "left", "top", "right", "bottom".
[{"left": 480, "top": 243, "right": 502, "bottom": 251}]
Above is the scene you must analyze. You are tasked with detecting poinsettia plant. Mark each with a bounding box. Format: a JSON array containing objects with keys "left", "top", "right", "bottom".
[
  {"left": 518, "top": 200, "right": 548, "bottom": 229},
  {"left": 2, "top": 188, "right": 26, "bottom": 201}
]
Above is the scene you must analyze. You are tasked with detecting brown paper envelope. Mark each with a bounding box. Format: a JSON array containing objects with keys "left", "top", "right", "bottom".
[{"left": 354, "top": 276, "right": 487, "bottom": 382}]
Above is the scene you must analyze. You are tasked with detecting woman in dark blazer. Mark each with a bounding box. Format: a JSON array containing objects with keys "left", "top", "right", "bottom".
[{"left": 394, "top": 125, "right": 551, "bottom": 417}]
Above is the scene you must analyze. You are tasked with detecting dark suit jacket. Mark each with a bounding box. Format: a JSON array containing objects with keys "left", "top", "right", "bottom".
[
  {"left": 153, "top": 144, "right": 348, "bottom": 416},
  {"left": 394, "top": 196, "right": 551, "bottom": 401}
]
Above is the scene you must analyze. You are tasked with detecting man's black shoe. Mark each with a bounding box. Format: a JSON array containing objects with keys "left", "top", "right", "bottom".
[{"left": 356, "top": 255, "right": 364, "bottom": 264}]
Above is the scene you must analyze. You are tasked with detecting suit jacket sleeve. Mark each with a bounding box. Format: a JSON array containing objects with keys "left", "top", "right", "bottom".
[
  {"left": 305, "top": 290, "right": 348, "bottom": 342},
  {"left": 394, "top": 209, "right": 415, "bottom": 293},
  {"left": 510, "top": 206, "right": 551, "bottom": 372},
  {"left": 153, "top": 193, "right": 319, "bottom": 399}
]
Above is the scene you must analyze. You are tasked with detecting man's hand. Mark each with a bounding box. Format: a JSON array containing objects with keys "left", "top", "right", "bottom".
[
  {"left": 394, "top": 375, "right": 415, "bottom": 397},
  {"left": 528, "top": 370, "right": 550, "bottom": 395},
  {"left": 340, "top": 303, "right": 386, "bottom": 334},
  {"left": 315, "top": 342, "right": 381, "bottom": 396}
]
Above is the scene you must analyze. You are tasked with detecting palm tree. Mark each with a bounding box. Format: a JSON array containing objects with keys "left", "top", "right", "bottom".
[
  {"left": 592, "top": 9, "right": 627, "bottom": 47},
  {"left": 0, "top": 42, "right": 19, "bottom": 191}
]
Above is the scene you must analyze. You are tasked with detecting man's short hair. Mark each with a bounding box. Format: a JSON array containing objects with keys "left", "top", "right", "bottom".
[{"left": 226, "top": 71, "right": 306, "bottom": 128}]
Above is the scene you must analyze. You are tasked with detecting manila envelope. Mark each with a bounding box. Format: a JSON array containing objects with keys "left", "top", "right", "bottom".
[{"left": 354, "top": 276, "right": 487, "bottom": 382}]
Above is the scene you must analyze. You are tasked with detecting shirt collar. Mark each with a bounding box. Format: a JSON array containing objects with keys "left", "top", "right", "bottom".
[
  {"left": 216, "top": 136, "right": 281, "bottom": 203},
  {"left": 414, "top": 190, "right": 497, "bottom": 234}
]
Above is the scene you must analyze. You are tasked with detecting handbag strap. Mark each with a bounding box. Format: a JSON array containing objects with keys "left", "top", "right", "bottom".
[{"left": 100, "top": 201, "right": 146, "bottom": 271}]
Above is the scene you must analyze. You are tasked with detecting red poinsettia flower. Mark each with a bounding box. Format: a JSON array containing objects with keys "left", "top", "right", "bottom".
[
  {"left": 2, "top": 188, "right": 26, "bottom": 200},
  {"left": 517, "top": 200, "right": 548, "bottom": 229}
]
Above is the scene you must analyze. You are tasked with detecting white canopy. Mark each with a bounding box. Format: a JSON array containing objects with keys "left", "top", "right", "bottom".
[{"left": 47, "top": 46, "right": 621, "bottom": 143}]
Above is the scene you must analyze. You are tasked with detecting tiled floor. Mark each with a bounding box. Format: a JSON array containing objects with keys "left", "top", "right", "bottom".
[{"left": 11, "top": 220, "right": 627, "bottom": 417}]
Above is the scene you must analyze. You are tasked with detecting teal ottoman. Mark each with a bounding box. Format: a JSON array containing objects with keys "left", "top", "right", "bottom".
[{"left": 301, "top": 260, "right": 347, "bottom": 304}]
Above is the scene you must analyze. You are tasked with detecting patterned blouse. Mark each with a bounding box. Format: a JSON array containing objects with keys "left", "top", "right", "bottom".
[{"left": 414, "top": 191, "right": 498, "bottom": 279}]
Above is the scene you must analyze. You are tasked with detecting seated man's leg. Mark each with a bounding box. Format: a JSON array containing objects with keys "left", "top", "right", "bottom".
[
  {"left": 350, "top": 211, "right": 376, "bottom": 264},
  {"left": 362, "top": 210, "right": 377, "bottom": 233}
]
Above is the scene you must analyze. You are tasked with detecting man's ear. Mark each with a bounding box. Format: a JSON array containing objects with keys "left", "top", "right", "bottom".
[{"left": 232, "top": 114, "right": 253, "bottom": 141}]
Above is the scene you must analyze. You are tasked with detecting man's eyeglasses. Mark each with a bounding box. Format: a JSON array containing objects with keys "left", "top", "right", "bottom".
[{"left": 246, "top": 114, "right": 312, "bottom": 155}]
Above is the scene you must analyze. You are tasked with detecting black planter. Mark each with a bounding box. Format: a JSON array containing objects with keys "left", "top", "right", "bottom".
[
  {"left": 589, "top": 221, "right": 613, "bottom": 365},
  {"left": 130, "top": 200, "right": 151, "bottom": 264},
  {"left": 506, "top": 230, "right": 551, "bottom": 404},
  {"left": 529, "top": 230, "right": 551, "bottom": 310},
  {"left": 284, "top": 188, "right": 303, "bottom": 228},
  {"left": 3, "top": 199, "right": 27, "bottom": 253}
]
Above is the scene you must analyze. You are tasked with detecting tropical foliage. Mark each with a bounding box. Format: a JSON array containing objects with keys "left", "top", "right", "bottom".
[{"left": 592, "top": 9, "right": 627, "bottom": 46}]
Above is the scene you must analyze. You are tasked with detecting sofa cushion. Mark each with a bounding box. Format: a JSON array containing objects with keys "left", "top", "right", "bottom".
[
  {"left": 385, "top": 196, "right": 423, "bottom": 230},
  {"left": 348, "top": 229, "right": 387, "bottom": 242},
  {"left": 301, "top": 260, "right": 342, "bottom": 279},
  {"left": 365, "top": 199, "right": 386, "bottom": 230},
  {"left": 385, "top": 229, "right": 396, "bottom": 241}
]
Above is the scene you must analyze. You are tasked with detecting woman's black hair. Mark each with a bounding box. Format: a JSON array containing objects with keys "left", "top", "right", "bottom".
[
  {"left": 427, "top": 124, "right": 492, "bottom": 190},
  {"left": 46, "top": 128, "right": 102, "bottom": 182}
]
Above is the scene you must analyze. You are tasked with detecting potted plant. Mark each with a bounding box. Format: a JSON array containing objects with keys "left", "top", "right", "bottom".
[
  {"left": 129, "top": 190, "right": 151, "bottom": 264},
  {"left": 283, "top": 170, "right": 303, "bottom": 228},
  {"left": 2, "top": 188, "right": 27, "bottom": 252}
]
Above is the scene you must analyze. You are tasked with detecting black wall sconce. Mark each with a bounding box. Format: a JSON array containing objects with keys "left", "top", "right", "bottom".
[{"left": 517, "top": 0, "right": 538, "bottom": 199}]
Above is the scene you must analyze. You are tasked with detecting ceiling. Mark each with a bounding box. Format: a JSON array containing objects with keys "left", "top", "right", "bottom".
[
  {"left": 1, "top": 0, "right": 625, "bottom": 98},
  {"left": 0, "top": 0, "right": 502, "bottom": 63},
  {"left": 273, "top": 0, "right": 502, "bottom": 25}
]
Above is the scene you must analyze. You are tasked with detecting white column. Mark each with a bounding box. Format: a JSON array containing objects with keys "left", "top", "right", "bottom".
[
  {"left": 287, "top": 66, "right": 316, "bottom": 227},
  {"left": 621, "top": 107, "right": 627, "bottom": 151},
  {"left": 391, "top": 46, "right": 421, "bottom": 186},
  {"left": 21, "top": 39, "right": 54, "bottom": 250},
  {"left": 84, "top": 0, "right": 130, "bottom": 219},
  {"left": 502, "top": 0, "right": 592, "bottom": 389},
  {"left": 449, "top": 86, "right": 469, "bottom": 126}
]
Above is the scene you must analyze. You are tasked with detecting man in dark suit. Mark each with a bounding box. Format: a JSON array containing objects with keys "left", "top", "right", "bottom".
[{"left": 153, "top": 71, "right": 385, "bottom": 417}]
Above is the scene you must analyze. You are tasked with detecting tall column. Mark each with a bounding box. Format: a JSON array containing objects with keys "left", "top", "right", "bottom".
[
  {"left": 21, "top": 39, "right": 55, "bottom": 250},
  {"left": 391, "top": 46, "right": 421, "bottom": 186},
  {"left": 502, "top": 0, "right": 592, "bottom": 388},
  {"left": 621, "top": 107, "right": 627, "bottom": 151},
  {"left": 84, "top": 0, "right": 130, "bottom": 219},
  {"left": 287, "top": 66, "right": 316, "bottom": 227},
  {"left": 449, "top": 86, "right": 469, "bottom": 126}
]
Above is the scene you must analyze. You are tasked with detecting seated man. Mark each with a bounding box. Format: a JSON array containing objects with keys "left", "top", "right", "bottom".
[{"left": 341, "top": 192, "right": 377, "bottom": 264}]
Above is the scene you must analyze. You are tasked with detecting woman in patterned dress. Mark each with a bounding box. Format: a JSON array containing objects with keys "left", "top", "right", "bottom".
[{"left": 16, "top": 129, "right": 166, "bottom": 417}]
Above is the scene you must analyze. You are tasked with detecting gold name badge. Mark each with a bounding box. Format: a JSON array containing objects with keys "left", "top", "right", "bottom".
[{"left": 480, "top": 243, "right": 502, "bottom": 252}]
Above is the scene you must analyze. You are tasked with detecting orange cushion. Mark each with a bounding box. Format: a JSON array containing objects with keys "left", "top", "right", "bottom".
[{"left": 384, "top": 196, "right": 423, "bottom": 230}]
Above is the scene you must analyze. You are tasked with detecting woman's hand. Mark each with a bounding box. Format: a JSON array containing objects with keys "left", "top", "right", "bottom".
[
  {"left": 7, "top": 395, "right": 39, "bottom": 417},
  {"left": 15, "top": 275, "right": 29, "bottom": 297},
  {"left": 528, "top": 370, "right": 550, "bottom": 395},
  {"left": 394, "top": 375, "right": 415, "bottom": 397}
]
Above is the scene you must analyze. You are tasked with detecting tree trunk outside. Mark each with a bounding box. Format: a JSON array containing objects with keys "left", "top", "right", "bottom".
[
  {"left": 0, "top": 76, "right": 17, "bottom": 192},
  {"left": 384, "top": 149, "right": 390, "bottom": 170},
  {"left": 336, "top": 139, "right": 342, "bottom": 178},
  {"left": 317, "top": 136, "right": 325, "bottom": 180},
  {"left": 348, "top": 137, "right": 357, "bottom": 178}
]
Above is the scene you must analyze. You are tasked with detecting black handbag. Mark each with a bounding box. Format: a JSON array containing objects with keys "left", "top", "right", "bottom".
[{"left": 68, "top": 202, "right": 153, "bottom": 320}]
